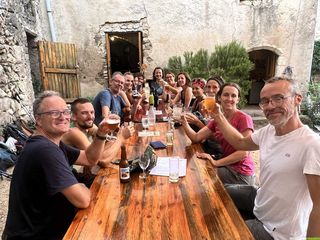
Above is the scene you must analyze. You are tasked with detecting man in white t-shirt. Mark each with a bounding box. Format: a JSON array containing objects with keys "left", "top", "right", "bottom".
[{"left": 213, "top": 77, "right": 320, "bottom": 239}]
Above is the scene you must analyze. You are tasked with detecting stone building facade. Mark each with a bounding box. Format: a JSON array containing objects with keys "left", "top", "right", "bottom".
[
  {"left": 0, "top": 0, "right": 42, "bottom": 127},
  {"left": 0, "top": 0, "right": 318, "bottom": 128}
]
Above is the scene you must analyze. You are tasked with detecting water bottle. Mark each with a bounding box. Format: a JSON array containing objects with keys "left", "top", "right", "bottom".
[
  {"left": 148, "top": 92, "right": 156, "bottom": 126},
  {"left": 144, "top": 82, "right": 150, "bottom": 100},
  {"left": 148, "top": 105, "right": 156, "bottom": 126}
]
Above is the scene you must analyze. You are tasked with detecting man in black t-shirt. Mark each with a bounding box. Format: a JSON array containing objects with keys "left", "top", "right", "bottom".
[{"left": 2, "top": 91, "right": 111, "bottom": 240}]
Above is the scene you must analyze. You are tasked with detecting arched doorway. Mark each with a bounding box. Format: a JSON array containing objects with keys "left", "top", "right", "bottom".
[{"left": 248, "top": 49, "right": 278, "bottom": 104}]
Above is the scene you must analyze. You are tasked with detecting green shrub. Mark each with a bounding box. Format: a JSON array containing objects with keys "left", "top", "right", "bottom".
[{"left": 166, "top": 41, "right": 254, "bottom": 108}]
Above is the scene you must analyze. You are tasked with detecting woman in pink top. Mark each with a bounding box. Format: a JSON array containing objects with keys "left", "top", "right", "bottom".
[{"left": 182, "top": 83, "right": 255, "bottom": 185}]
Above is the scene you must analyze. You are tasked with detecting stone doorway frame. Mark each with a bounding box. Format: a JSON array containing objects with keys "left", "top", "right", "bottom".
[
  {"left": 248, "top": 47, "right": 280, "bottom": 104},
  {"left": 98, "top": 18, "right": 153, "bottom": 82}
]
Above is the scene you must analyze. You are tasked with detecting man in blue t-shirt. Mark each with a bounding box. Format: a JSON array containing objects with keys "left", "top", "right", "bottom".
[
  {"left": 2, "top": 91, "right": 111, "bottom": 240},
  {"left": 92, "top": 72, "right": 129, "bottom": 125}
]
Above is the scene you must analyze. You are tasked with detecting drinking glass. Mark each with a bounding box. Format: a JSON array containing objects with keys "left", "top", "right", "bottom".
[
  {"left": 172, "top": 103, "right": 183, "bottom": 121},
  {"left": 169, "top": 157, "right": 179, "bottom": 183},
  {"left": 203, "top": 97, "right": 216, "bottom": 118},
  {"left": 164, "top": 84, "right": 170, "bottom": 93},
  {"left": 139, "top": 153, "right": 150, "bottom": 179},
  {"left": 141, "top": 115, "right": 149, "bottom": 131},
  {"left": 183, "top": 106, "right": 192, "bottom": 116},
  {"left": 106, "top": 113, "right": 120, "bottom": 140}
]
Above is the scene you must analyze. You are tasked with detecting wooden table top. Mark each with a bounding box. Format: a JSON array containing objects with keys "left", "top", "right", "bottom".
[{"left": 64, "top": 123, "right": 253, "bottom": 240}]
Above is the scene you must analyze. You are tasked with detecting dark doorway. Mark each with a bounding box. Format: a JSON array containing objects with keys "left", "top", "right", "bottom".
[
  {"left": 248, "top": 49, "right": 278, "bottom": 104},
  {"left": 26, "top": 32, "right": 41, "bottom": 95},
  {"left": 106, "top": 32, "right": 142, "bottom": 79}
]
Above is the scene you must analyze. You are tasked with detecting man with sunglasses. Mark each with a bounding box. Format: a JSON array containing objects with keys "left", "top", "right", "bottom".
[
  {"left": 3, "top": 91, "right": 111, "bottom": 240},
  {"left": 213, "top": 77, "right": 320, "bottom": 239}
]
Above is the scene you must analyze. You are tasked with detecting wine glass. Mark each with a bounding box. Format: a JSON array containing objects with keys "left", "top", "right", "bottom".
[
  {"left": 141, "top": 115, "right": 149, "bottom": 131},
  {"left": 139, "top": 153, "right": 150, "bottom": 179},
  {"left": 106, "top": 112, "right": 120, "bottom": 140}
]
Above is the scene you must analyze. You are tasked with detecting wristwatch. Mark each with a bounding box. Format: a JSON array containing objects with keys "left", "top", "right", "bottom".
[{"left": 95, "top": 133, "right": 107, "bottom": 141}]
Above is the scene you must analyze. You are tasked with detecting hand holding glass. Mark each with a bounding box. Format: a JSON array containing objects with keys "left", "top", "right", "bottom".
[{"left": 106, "top": 113, "right": 120, "bottom": 140}]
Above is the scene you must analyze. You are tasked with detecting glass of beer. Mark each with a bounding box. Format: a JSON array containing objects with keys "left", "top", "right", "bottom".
[
  {"left": 106, "top": 113, "right": 120, "bottom": 140},
  {"left": 203, "top": 97, "right": 216, "bottom": 118},
  {"left": 164, "top": 84, "right": 170, "bottom": 92}
]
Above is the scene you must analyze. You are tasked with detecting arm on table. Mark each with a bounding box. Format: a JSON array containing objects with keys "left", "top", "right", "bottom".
[
  {"left": 306, "top": 174, "right": 320, "bottom": 237},
  {"left": 61, "top": 183, "right": 91, "bottom": 208}
]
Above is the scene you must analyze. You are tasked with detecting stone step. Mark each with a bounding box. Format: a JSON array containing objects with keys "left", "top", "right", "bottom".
[
  {"left": 242, "top": 106, "right": 268, "bottom": 129},
  {"left": 252, "top": 116, "right": 268, "bottom": 129}
]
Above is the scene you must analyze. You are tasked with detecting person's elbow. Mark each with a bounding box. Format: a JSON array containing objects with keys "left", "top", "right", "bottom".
[
  {"left": 75, "top": 195, "right": 91, "bottom": 208},
  {"left": 62, "top": 183, "right": 92, "bottom": 209}
]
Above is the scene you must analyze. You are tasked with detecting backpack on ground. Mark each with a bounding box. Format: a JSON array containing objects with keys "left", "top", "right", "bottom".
[{"left": 2, "top": 119, "right": 33, "bottom": 155}]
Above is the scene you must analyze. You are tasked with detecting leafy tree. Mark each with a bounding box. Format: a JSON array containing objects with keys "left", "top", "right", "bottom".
[
  {"left": 208, "top": 41, "right": 253, "bottom": 107},
  {"left": 166, "top": 41, "right": 254, "bottom": 107},
  {"left": 311, "top": 40, "right": 320, "bottom": 76}
]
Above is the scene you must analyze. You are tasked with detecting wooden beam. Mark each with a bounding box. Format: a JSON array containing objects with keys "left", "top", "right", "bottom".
[{"left": 44, "top": 67, "right": 77, "bottom": 74}]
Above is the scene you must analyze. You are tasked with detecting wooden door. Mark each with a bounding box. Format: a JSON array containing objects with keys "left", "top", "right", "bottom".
[{"left": 38, "top": 41, "right": 80, "bottom": 102}]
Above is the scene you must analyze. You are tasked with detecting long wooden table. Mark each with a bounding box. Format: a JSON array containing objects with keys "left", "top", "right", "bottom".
[{"left": 64, "top": 123, "right": 253, "bottom": 239}]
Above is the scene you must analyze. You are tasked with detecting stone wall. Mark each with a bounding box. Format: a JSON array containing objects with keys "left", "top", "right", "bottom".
[
  {"left": 38, "top": 0, "right": 318, "bottom": 97},
  {"left": 0, "top": 0, "right": 41, "bottom": 128},
  {"left": 0, "top": 0, "right": 318, "bottom": 128}
]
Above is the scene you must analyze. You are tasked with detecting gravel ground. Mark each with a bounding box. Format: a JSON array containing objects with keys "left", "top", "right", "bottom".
[{"left": 0, "top": 167, "right": 13, "bottom": 236}]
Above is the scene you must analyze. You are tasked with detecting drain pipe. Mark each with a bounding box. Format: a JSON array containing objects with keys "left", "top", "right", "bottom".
[{"left": 45, "top": 0, "right": 56, "bottom": 41}]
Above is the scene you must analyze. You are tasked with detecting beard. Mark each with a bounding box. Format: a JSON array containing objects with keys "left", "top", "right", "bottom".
[
  {"left": 265, "top": 107, "right": 294, "bottom": 127},
  {"left": 78, "top": 121, "right": 94, "bottom": 129}
]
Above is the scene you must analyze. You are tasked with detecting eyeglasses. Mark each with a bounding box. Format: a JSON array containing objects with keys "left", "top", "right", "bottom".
[
  {"left": 259, "top": 94, "right": 294, "bottom": 109},
  {"left": 37, "top": 109, "right": 71, "bottom": 118}
]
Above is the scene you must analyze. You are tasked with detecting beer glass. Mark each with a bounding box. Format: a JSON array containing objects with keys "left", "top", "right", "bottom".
[
  {"left": 164, "top": 84, "right": 170, "bottom": 92},
  {"left": 203, "top": 97, "right": 216, "bottom": 118},
  {"left": 106, "top": 112, "right": 120, "bottom": 140}
]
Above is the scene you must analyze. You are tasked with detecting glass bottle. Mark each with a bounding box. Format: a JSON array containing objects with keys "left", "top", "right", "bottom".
[
  {"left": 119, "top": 145, "right": 130, "bottom": 183},
  {"left": 148, "top": 91, "right": 156, "bottom": 126}
]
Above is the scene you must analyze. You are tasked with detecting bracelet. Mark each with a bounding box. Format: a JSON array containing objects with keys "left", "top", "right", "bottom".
[{"left": 95, "top": 133, "right": 107, "bottom": 141}]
